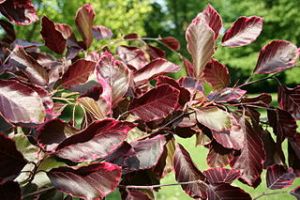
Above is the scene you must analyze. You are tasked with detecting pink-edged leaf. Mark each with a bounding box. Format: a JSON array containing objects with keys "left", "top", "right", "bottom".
[
  {"left": 0, "top": 133, "right": 27, "bottom": 184},
  {"left": 134, "top": 58, "right": 180, "bottom": 85},
  {"left": 0, "top": 181, "right": 21, "bottom": 200},
  {"left": 232, "top": 118, "right": 265, "bottom": 187},
  {"left": 75, "top": 4, "right": 95, "bottom": 49},
  {"left": 196, "top": 107, "right": 231, "bottom": 132},
  {"left": 201, "top": 59, "right": 230, "bottom": 90},
  {"left": 183, "top": 58, "right": 194, "bottom": 77},
  {"left": 117, "top": 46, "right": 148, "bottom": 71},
  {"left": 0, "top": 0, "right": 38, "bottom": 25},
  {"left": 48, "top": 162, "right": 121, "bottom": 200},
  {"left": 266, "top": 164, "right": 296, "bottom": 190},
  {"left": 0, "top": 79, "right": 45, "bottom": 124},
  {"left": 208, "top": 88, "right": 246, "bottom": 103},
  {"left": 203, "top": 168, "right": 240, "bottom": 184},
  {"left": 37, "top": 119, "right": 77, "bottom": 152},
  {"left": 186, "top": 13, "right": 215, "bottom": 78},
  {"left": 291, "top": 186, "right": 300, "bottom": 199},
  {"left": 207, "top": 141, "right": 233, "bottom": 168},
  {"left": 41, "top": 16, "right": 66, "bottom": 54},
  {"left": 10, "top": 47, "right": 49, "bottom": 86},
  {"left": 173, "top": 143, "right": 207, "bottom": 199},
  {"left": 159, "top": 36, "right": 180, "bottom": 51},
  {"left": 222, "top": 16, "right": 263, "bottom": 47},
  {"left": 278, "top": 85, "right": 300, "bottom": 120},
  {"left": 54, "top": 23, "right": 73, "bottom": 39},
  {"left": 129, "top": 84, "right": 180, "bottom": 122},
  {"left": 61, "top": 59, "right": 96, "bottom": 89},
  {"left": 202, "top": 4, "right": 222, "bottom": 39},
  {"left": 206, "top": 183, "right": 251, "bottom": 200},
  {"left": 267, "top": 109, "right": 297, "bottom": 143},
  {"left": 254, "top": 40, "right": 299, "bottom": 74},
  {"left": 96, "top": 52, "right": 131, "bottom": 106},
  {"left": 55, "top": 119, "right": 135, "bottom": 162},
  {"left": 92, "top": 25, "right": 113, "bottom": 40}
]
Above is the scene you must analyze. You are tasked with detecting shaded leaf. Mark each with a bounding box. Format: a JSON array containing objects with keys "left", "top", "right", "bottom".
[
  {"left": 173, "top": 143, "right": 207, "bottom": 199},
  {"left": 92, "top": 25, "right": 113, "bottom": 40},
  {"left": 55, "top": 119, "right": 135, "bottom": 162},
  {"left": 266, "top": 164, "right": 295, "bottom": 190},
  {"left": 206, "top": 183, "right": 251, "bottom": 200},
  {"left": 61, "top": 59, "right": 96, "bottom": 89},
  {"left": 134, "top": 58, "right": 180, "bottom": 85},
  {"left": 290, "top": 186, "right": 300, "bottom": 200},
  {"left": 202, "top": 4, "right": 222, "bottom": 39},
  {"left": 159, "top": 36, "right": 180, "bottom": 51},
  {"left": 120, "top": 189, "right": 154, "bottom": 200},
  {"left": 186, "top": 13, "right": 215, "bottom": 78},
  {"left": 222, "top": 16, "right": 263, "bottom": 47},
  {"left": 278, "top": 85, "right": 300, "bottom": 120},
  {"left": 241, "top": 93, "right": 272, "bottom": 107},
  {"left": 207, "top": 141, "right": 233, "bottom": 168},
  {"left": 77, "top": 97, "right": 109, "bottom": 120},
  {"left": 0, "top": 181, "right": 21, "bottom": 200},
  {"left": 0, "top": 133, "right": 27, "bottom": 184},
  {"left": 0, "top": 0, "right": 38, "bottom": 25},
  {"left": 203, "top": 168, "right": 240, "bottom": 184},
  {"left": 0, "top": 19, "right": 15, "bottom": 43},
  {"left": 129, "top": 84, "right": 180, "bottom": 122},
  {"left": 288, "top": 135, "right": 300, "bottom": 176},
  {"left": 48, "top": 162, "right": 121, "bottom": 200},
  {"left": 201, "top": 59, "right": 229, "bottom": 90},
  {"left": 117, "top": 46, "right": 148, "bottom": 71},
  {"left": 254, "top": 40, "right": 299, "bottom": 74},
  {"left": 0, "top": 79, "right": 45, "bottom": 124}
]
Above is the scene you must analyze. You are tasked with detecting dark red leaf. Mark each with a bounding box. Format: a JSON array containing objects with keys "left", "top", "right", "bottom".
[
  {"left": 123, "top": 33, "right": 139, "bottom": 40},
  {"left": 146, "top": 45, "right": 166, "bottom": 60},
  {"left": 117, "top": 45, "right": 148, "bottom": 71},
  {"left": 232, "top": 118, "right": 265, "bottom": 187},
  {"left": 266, "top": 164, "right": 295, "bottom": 189},
  {"left": 206, "top": 183, "right": 251, "bottom": 200},
  {"left": 0, "top": 19, "right": 15, "bottom": 43},
  {"left": 0, "top": 181, "right": 21, "bottom": 200},
  {"left": 0, "top": 0, "right": 38, "bottom": 25},
  {"left": 159, "top": 36, "right": 180, "bottom": 51},
  {"left": 207, "top": 141, "right": 233, "bottom": 168},
  {"left": 201, "top": 59, "right": 230, "bottom": 90},
  {"left": 241, "top": 93, "right": 272, "bottom": 107},
  {"left": 55, "top": 119, "right": 135, "bottom": 162},
  {"left": 120, "top": 189, "right": 154, "bottom": 200},
  {"left": 290, "top": 186, "right": 300, "bottom": 199},
  {"left": 129, "top": 84, "right": 180, "bottom": 122},
  {"left": 134, "top": 58, "right": 180, "bottom": 85},
  {"left": 75, "top": 4, "right": 95, "bottom": 49},
  {"left": 202, "top": 4, "right": 222, "bottom": 39},
  {"left": 10, "top": 46, "right": 49, "bottom": 86},
  {"left": 278, "top": 85, "right": 300, "bottom": 120},
  {"left": 288, "top": 135, "right": 300, "bottom": 176},
  {"left": 254, "top": 40, "right": 299, "bottom": 74},
  {"left": 208, "top": 88, "right": 246, "bottom": 103},
  {"left": 173, "top": 143, "right": 207, "bottom": 199},
  {"left": 54, "top": 23, "right": 73, "bottom": 39},
  {"left": 186, "top": 13, "right": 215, "bottom": 78},
  {"left": 48, "top": 162, "right": 121, "bottom": 200},
  {"left": 203, "top": 168, "right": 240, "bottom": 184},
  {"left": 41, "top": 16, "right": 66, "bottom": 54},
  {"left": 61, "top": 59, "right": 96, "bottom": 89},
  {"left": 0, "top": 133, "right": 27, "bottom": 184},
  {"left": 183, "top": 58, "right": 194, "bottom": 77},
  {"left": 92, "top": 25, "right": 113, "bottom": 40},
  {"left": 0, "top": 79, "right": 46, "bottom": 124},
  {"left": 222, "top": 16, "right": 263, "bottom": 47}
]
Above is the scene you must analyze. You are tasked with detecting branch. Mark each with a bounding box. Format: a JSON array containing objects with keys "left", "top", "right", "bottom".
[
  {"left": 253, "top": 190, "right": 286, "bottom": 200},
  {"left": 238, "top": 75, "right": 276, "bottom": 88},
  {"left": 22, "top": 187, "right": 55, "bottom": 199}
]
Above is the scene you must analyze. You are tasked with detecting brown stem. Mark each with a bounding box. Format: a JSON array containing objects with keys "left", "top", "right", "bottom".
[
  {"left": 253, "top": 191, "right": 286, "bottom": 200},
  {"left": 238, "top": 75, "right": 275, "bottom": 88},
  {"left": 22, "top": 186, "right": 55, "bottom": 199}
]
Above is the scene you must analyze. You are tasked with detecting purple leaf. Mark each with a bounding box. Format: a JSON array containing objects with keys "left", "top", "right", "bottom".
[
  {"left": 117, "top": 46, "right": 148, "bottom": 71},
  {"left": 266, "top": 164, "right": 295, "bottom": 189},
  {"left": 134, "top": 58, "right": 180, "bottom": 85},
  {"left": 186, "top": 13, "right": 215, "bottom": 78},
  {"left": 207, "top": 141, "right": 233, "bottom": 168},
  {"left": 254, "top": 40, "right": 299, "bottom": 74},
  {"left": 0, "top": 79, "right": 46, "bottom": 124},
  {"left": 232, "top": 118, "right": 265, "bottom": 187},
  {"left": 41, "top": 16, "right": 67, "bottom": 54},
  {"left": 146, "top": 45, "right": 166, "bottom": 60},
  {"left": 290, "top": 186, "right": 300, "bottom": 199},
  {"left": 129, "top": 84, "right": 180, "bottom": 122},
  {"left": 183, "top": 58, "right": 194, "bottom": 77},
  {"left": 0, "top": 0, "right": 38, "bottom": 25},
  {"left": 96, "top": 52, "right": 131, "bottom": 106},
  {"left": 121, "top": 189, "right": 154, "bottom": 200},
  {"left": 202, "top": 4, "right": 222, "bottom": 39},
  {"left": 75, "top": 4, "right": 95, "bottom": 49},
  {"left": 61, "top": 59, "right": 96, "bottom": 89},
  {"left": 203, "top": 168, "right": 240, "bottom": 184},
  {"left": 208, "top": 88, "right": 246, "bottom": 103},
  {"left": 159, "top": 36, "right": 180, "bottom": 51},
  {"left": 0, "top": 181, "right": 21, "bottom": 200},
  {"left": 241, "top": 93, "right": 272, "bottom": 107},
  {"left": 48, "top": 162, "right": 121, "bottom": 200},
  {"left": 206, "top": 183, "right": 251, "bottom": 200},
  {"left": 10, "top": 47, "right": 49, "bottom": 86},
  {"left": 173, "top": 143, "right": 207, "bottom": 199},
  {"left": 222, "top": 16, "right": 263, "bottom": 47},
  {"left": 201, "top": 59, "right": 230, "bottom": 90},
  {"left": 0, "top": 133, "right": 27, "bottom": 184},
  {"left": 288, "top": 135, "right": 300, "bottom": 176},
  {"left": 55, "top": 119, "right": 135, "bottom": 162},
  {"left": 92, "top": 25, "right": 113, "bottom": 40},
  {"left": 0, "top": 19, "right": 15, "bottom": 44},
  {"left": 278, "top": 85, "right": 300, "bottom": 120}
]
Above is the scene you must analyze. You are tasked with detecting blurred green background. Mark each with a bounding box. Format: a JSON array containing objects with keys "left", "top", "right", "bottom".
[{"left": 14, "top": 0, "right": 300, "bottom": 93}]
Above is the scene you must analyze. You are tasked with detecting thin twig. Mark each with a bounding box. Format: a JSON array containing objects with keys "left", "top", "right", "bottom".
[
  {"left": 253, "top": 191, "right": 286, "bottom": 200},
  {"left": 22, "top": 187, "right": 55, "bottom": 199},
  {"left": 238, "top": 75, "right": 275, "bottom": 88}
]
